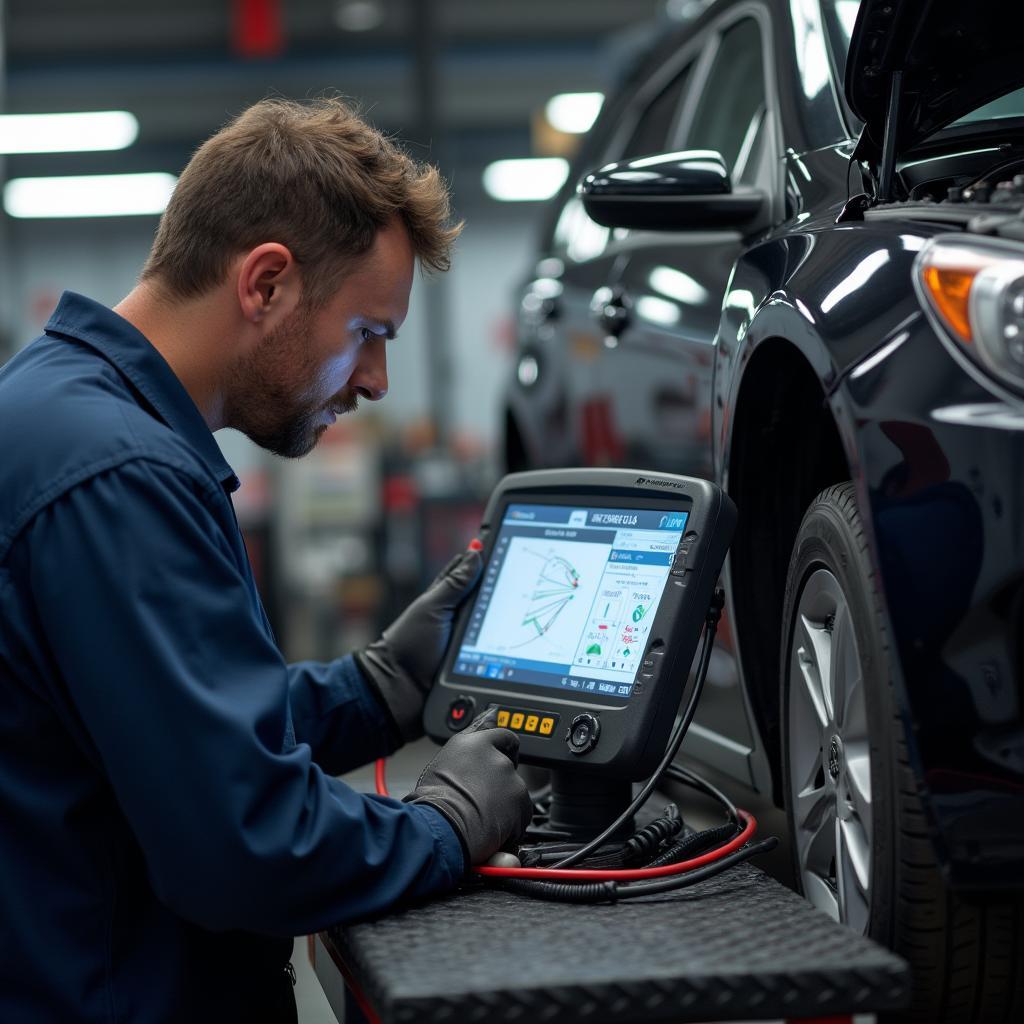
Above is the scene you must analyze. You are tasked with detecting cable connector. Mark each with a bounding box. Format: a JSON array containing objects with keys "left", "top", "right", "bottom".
[
  {"left": 707, "top": 588, "right": 725, "bottom": 629},
  {"left": 624, "top": 806, "right": 683, "bottom": 864}
]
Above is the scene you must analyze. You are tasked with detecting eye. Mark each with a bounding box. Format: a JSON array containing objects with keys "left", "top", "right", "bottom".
[{"left": 360, "top": 327, "right": 377, "bottom": 343}]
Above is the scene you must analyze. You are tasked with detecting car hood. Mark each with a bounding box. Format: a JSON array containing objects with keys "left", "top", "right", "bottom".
[{"left": 846, "top": 0, "right": 1024, "bottom": 166}]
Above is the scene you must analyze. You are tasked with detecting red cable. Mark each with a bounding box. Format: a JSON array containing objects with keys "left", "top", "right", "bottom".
[
  {"left": 475, "top": 811, "right": 756, "bottom": 881},
  {"left": 375, "top": 756, "right": 756, "bottom": 882}
]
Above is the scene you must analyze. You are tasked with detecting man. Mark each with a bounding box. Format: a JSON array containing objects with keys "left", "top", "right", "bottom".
[{"left": 0, "top": 98, "right": 532, "bottom": 1023}]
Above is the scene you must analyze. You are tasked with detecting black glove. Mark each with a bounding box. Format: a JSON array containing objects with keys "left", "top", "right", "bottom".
[
  {"left": 356, "top": 549, "right": 482, "bottom": 743},
  {"left": 404, "top": 708, "right": 534, "bottom": 867}
]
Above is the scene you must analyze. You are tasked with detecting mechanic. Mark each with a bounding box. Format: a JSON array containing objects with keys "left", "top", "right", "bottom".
[{"left": 0, "top": 97, "right": 533, "bottom": 1023}]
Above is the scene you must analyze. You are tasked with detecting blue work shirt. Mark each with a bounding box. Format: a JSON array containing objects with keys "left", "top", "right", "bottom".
[{"left": 0, "top": 292, "right": 463, "bottom": 1023}]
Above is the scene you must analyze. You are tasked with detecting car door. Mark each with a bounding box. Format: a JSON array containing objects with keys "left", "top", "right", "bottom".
[
  {"left": 514, "top": 46, "right": 697, "bottom": 468},
  {"left": 594, "top": 8, "right": 774, "bottom": 483},
  {"left": 595, "top": 6, "right": 779, "bottom": 781}
]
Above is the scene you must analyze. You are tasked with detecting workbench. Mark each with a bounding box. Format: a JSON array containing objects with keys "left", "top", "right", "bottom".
[{"left": 313, "top": 859, "right": 910, "bottom": 1023}]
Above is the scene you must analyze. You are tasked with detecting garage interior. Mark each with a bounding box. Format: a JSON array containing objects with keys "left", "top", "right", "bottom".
[{"left": 1, "top": 2, "right": 1022, "bottom": 1023}]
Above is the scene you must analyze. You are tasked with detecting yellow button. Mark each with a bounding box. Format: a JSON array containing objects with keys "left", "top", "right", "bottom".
[
  {"left": 539, "top": 717, "right": 555, "bottom": 736},
  {"left": 524, "top": 715, "right": 539, "bottom": 733},
  {"left": 510, "top": 712, "right": 525, "bottom": 730},
  {"left": 496, "top": 710, "right": 510, "bottom": 728}
]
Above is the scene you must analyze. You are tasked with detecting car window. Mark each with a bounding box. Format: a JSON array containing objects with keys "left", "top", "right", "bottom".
[
  {"left": 551, "top": 57, "right": 694, "bottom": 259},
  {"left": 620, "top": 64, "right": 693, "bottom": 160},
  {"left": 685, "top": 18, "right": 766, "bottom": 173},
  {"left": 952, "top": 86, "right": 1024, "bottom": 126},
  {"left": 734, "top": 105, "right": 768, "bottom": 186}
]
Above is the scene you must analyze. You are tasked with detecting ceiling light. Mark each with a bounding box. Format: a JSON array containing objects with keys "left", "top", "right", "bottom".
[
  {"left": 335, "top": 1, "right": 384, "bottom": 32},
  {"left": 4, "top": 173, "right": 178, "bottom": 219},
  {"left": 636, "top": 295, "right": 680, "bottom": 328},
  {"left": 649, "top": 266, "right": 710, "bottom": 305},
  {"left": 0, "top": 111, "right": 138, "bottom": 155},
  {"left": 545, "top": 93, "right": 604, "bottom": 134},
  {"left": 483, "top": 158, "right": 569, "bottom": 202}
]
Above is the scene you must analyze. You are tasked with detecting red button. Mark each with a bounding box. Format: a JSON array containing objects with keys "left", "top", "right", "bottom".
[{"left": 446, "top": 697, "right": 475, "bottom": 731}]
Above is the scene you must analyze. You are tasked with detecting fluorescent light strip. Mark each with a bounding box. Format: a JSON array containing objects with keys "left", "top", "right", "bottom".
[
  {"left": 483, "top": 158, "right": 569, "bottom": 202},
  {"left": 0, "top": 111, "right": 139, "bottom": 154},
  {"left": 545, "top": 92, "right": 604, "bottom": 134},
  {"left": 4, "top": 173, "right": 178, "bottom": 219}
]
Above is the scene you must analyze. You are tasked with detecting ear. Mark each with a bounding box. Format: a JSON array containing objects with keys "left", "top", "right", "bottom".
[{"left": 236, "top": 243, "right": 301, "bottom": 326}]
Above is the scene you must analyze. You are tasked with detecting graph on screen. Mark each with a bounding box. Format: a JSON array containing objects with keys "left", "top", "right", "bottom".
[{"left": 471, "top": 538, "right": 609, "bottom": 662}]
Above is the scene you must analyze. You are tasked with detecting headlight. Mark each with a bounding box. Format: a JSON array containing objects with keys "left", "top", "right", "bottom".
[{"left": 915, "top": 236, "right": 1024, "bottom": 399}]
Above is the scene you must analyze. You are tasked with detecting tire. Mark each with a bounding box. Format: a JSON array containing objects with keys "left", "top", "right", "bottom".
[{"left": 780, "top": 482, "right": 1024, "bottom": 1023}]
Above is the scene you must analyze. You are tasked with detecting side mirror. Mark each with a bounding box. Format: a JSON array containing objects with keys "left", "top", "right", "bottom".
[{"left": 578, "top": 150, "right": 767, "bottom": 232}]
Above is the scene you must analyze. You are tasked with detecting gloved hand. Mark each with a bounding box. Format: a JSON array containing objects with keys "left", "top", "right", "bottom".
[
  {"left": 404, "top": 708, "right": 534, "bottom": 867},
  {"left": 355, "top": 546, "right": 482, "bottom": 743}
]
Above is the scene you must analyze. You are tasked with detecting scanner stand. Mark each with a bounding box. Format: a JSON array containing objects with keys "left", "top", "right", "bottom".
[{"left": 545, "top": 771, "right": 634, "bottom": 840}]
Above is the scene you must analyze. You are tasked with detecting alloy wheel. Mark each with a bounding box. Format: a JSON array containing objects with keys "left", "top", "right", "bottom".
[{"left": 786, "top": 567, "right": 873, "bottom": 933}]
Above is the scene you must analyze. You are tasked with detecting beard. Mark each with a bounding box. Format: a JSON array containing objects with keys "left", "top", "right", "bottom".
[{"left": 224, "top": 305, "right": 359, "bottom": 458}]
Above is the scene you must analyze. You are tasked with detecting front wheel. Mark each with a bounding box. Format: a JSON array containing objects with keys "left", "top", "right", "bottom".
[{"left": 780, "top": 483, "right": 1024, "bottom": 1023}]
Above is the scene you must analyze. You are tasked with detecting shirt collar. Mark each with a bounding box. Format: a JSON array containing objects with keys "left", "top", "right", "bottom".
[{"left": 44, "top": 291, "right": 240, "bottom": 493}]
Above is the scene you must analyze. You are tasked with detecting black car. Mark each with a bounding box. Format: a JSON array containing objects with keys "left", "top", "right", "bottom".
[{"left": 504, "top": 1, "right": 1024, "bottom": 1017}]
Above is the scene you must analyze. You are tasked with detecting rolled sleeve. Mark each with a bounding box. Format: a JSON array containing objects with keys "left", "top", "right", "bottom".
[{"left": 26, "top": 457, "right": 462, "bottom": 933}]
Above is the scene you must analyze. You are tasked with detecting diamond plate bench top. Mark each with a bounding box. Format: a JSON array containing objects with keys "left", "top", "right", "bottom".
[{"left": 323, "top": 862, "right": 910, "bottom": 1023}]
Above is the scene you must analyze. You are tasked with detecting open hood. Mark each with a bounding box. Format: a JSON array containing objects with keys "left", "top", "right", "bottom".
[{"left": 846, "top": 0, "right": 1024, "bottom": 169}]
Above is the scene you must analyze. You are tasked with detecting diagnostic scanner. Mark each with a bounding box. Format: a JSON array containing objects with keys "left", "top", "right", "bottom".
[{"left": 424, "top": 469, "right": 736, "bottom": 785}]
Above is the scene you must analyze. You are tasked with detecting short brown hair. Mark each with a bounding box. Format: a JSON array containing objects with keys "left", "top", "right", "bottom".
[{"left": 141, "top": 97, "right": 461, "bottom": 306}]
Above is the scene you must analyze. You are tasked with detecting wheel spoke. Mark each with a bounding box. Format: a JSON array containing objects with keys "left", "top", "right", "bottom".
[
  {"left": 797, "top": 613, "right": 831, "bottom": 729},
  {"left": 844, "top": 741, "right": 872, "bottom": 840},
  {"left": 831, "top": 602, "right": 866, "bottom": 737},
  {"left": 837, "top": 817, "right": 871, "bottom": 934},
  {"left": 802, "top": 798, "right": 837, "bottom": 879},
  {"left": 794, "top": 780, "right": 830, "bottom": 834},
  {"left": 841, "top": 664, "right": 867, "bottom": 739},
  {"left": 803, "top": 872, "right": 840, "bottom": 921},
  {"left": 839, "top": 817, "right": 870, "bottom": 896},
  {"left": 829, "top": 603, "right": 851, "bottom": 729}
]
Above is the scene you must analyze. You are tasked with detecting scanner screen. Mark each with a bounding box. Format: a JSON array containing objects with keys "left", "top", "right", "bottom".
[{"left": 452, "top": 503, "right": 688, "bottom": 699}]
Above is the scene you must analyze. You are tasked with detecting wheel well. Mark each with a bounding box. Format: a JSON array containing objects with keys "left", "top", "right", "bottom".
[{"left": 728, "top": 340, "right": 850, "bottom": 804}]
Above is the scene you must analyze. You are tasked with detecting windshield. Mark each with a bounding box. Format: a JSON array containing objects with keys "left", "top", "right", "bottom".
[{"left": 952, "top": 88, "right": 1024, "bottom": 127}]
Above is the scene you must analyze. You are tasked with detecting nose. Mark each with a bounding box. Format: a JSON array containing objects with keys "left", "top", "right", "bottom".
[{"left": 349, "top": 339, "right": 388, "bottom": 402}]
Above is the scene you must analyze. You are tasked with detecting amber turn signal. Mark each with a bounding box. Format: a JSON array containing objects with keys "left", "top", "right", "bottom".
[
  {"left": 921, "top": 264, "right": 976, "bottom": 343},
  {"left": 916, "top": 237, "right": 1024, "bottom": 399}
]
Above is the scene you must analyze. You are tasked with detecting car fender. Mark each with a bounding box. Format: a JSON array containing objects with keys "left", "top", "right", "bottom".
[
  {"left": 714, "top": 226, "right": 927, "bottom": 486},
  {"left": 710, "top": 227, "right": 928, "bottom": 786}
]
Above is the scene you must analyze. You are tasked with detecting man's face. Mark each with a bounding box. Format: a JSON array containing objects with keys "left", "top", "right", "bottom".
[{"left": 227, "top": 220, "right": 414, "bottom": 457}]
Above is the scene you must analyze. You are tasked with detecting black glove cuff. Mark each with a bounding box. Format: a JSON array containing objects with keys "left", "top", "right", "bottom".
[
  {"left": 405, "top": 796, "right": 472, "bottom": 873},
  {"left": 351, "top": 650, "right": 405, "bottom": 750}
]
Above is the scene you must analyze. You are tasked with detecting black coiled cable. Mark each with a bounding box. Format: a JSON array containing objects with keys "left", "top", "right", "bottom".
[
  {"left": 623, "top": 805, "right": 683, "bottom": 864},
  {"left": 499, "top": 878, "right": 620, "bottom": 904},
  {"left": 646, "top": 821, "right": 738, "bottom": 868}
]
